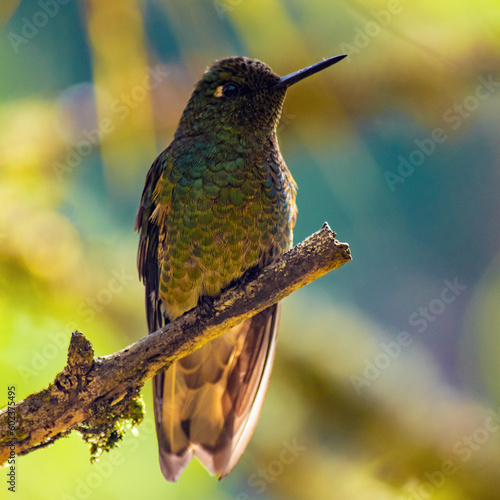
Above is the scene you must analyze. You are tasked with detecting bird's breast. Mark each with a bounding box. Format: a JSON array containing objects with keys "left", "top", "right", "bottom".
[{"left": 157, "top": 150, "right": 297, "bottom": 320}]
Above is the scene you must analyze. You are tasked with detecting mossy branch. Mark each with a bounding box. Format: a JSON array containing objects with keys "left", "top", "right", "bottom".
[{"left": 0, "top": 223, "right": 351, "bottom": 464}]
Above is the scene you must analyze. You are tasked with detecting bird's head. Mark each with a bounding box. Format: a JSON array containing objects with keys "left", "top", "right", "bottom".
[{"left": 175, "top": 55, "right": 346, "bottom": 140}]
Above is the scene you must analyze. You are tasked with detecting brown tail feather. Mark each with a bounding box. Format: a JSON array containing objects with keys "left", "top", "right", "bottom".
[{"left": 153, "top": 303, "right": 280, "bottom": 481}]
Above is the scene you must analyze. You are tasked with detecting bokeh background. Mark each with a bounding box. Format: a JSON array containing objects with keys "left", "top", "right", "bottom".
[{"left": 1, "top": 1, "right": 500, "bottom": 499}]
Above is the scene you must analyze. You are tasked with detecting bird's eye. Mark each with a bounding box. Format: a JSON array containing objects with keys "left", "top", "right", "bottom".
[{"left": 222, "top": 83, "right": 239, "bottom": 97}]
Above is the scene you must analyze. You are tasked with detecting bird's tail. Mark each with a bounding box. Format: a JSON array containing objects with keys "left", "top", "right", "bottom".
[{"left": 152, "top": 303, "right": 280, "bottom": 481}]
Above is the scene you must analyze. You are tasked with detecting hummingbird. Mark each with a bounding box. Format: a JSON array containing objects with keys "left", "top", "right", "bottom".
[{"left": 135, "top": 54, "right": 346, "bottom": 482}]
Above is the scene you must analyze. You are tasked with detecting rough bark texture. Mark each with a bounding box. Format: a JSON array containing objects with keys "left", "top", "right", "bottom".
[{"left": 0, "top": 224, "right": 351, "bottom": 464}]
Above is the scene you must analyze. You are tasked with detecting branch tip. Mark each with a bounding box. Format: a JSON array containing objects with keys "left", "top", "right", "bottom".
[{"left": 0, "top": 224, "right": 351, "bottom": 464}]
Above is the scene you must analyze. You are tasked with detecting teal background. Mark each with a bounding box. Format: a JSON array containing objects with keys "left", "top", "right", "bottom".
[{"left": 1, "top": 1, "right": 500, "bottom": 498}]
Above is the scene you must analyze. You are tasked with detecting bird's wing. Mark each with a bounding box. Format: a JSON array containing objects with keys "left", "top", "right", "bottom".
[
  {"left": 136, "top": 151, "right": 175, "bottom": 479},
  {"left": 135, "top": 150, "right": 172, "bottom": 334},
  {"left": 155, "top": 303, "right": 280, "bottom": 481}
]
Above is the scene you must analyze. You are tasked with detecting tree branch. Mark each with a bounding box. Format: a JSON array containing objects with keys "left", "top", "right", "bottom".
[{"left": 0, "top": 223, "right": 351, "bottom": 464}]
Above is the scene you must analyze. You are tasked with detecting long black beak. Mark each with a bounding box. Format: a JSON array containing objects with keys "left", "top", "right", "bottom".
[{"left": 272, "top": 54, "right": 347, "bottom": 89}]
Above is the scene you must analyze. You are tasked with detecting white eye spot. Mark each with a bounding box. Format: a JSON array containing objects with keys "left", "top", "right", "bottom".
[{"left": 214, "top": 86, "right": 223, "bottom": 98}]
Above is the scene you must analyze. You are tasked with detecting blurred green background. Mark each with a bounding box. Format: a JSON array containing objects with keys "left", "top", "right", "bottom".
[{"left": 1, "top": 0, "right": 500, "bottom": 499}]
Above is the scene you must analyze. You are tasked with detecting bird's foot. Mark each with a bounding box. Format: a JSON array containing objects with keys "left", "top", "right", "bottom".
[
  {"left": 236, "top": 265, "right": 261, "bottom": 287},
  {"left": 197, "top": 295, "right": 217, "bottom": 318}
]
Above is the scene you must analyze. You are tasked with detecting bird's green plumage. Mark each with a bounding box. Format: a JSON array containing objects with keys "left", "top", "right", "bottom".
[
  {"left": 139, "top": 57, "right": 297, "bottom": 320},
  {"left": 151, "top": 132, "right": 296, "bottom": 319},
  {"left": 136, "top": 54, "right": 344, "bottom": 482}
]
